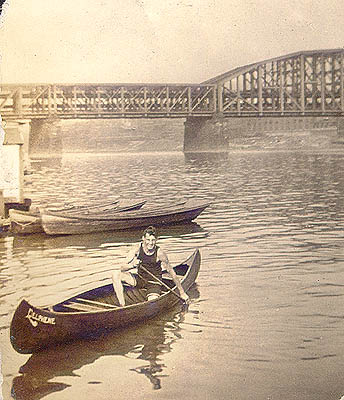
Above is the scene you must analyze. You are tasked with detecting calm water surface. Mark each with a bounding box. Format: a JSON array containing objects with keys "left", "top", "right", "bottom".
[{"left": 1, "top": 150, "right": 344, "bottom": 400}]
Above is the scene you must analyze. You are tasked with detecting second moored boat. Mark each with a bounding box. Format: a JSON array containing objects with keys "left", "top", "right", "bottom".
[{"left": 41, "top": 200, "right": 210, "bottom": 236}]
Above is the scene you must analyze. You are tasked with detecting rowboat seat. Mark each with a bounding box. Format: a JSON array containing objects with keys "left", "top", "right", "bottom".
[
  {"left": 62, "top": 302, "right": 104, "bottom": 312},
  {"left": 75, "top": 298, "right": 118, "bottom": 309},
  {"left": 62, "top": 298, "right": 118, "bottom": 312}
]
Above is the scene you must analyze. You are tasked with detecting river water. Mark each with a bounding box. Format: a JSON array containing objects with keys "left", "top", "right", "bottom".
[{"left": 1, "top": 149, "right": 344, "bottom": 400}]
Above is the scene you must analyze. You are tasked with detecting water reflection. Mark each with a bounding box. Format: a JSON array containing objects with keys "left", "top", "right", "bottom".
[
  {"left": 184, "top": 151, "right": 229, "bottom": 164},
  {"left": 11, "top": 222, "right": 204, "bottom": 253},
  {"left": 11, "top": 286, "right": 200, "bottom": 400},
  {"left": 0, "top": 238, "right": 7, "bottom": 291},
  {"left": 29, "top": 157, "right": 63, "bottom": 169},
  {"left": 5, "top": 149, "right": 344, "bottom": 400}
]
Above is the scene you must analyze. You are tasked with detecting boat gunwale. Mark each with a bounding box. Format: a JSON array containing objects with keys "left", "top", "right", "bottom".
[
  {"left": 9, "top": 199, "right": 147, "bottom": 220},
  {"left": 29, "top": 250, "right": 199, "bottom": 316},
  {"left": 42, "top": 200, "right": 190, "bottom": 220},
  {"left": 41, "top": 202, "right": 210, "bottom": 222},
  {"left": 41, "top": 200, "right": 146, "bottom": 218},
  {"left": 46, "top": 198, "right": 121, "bottom": 213}
]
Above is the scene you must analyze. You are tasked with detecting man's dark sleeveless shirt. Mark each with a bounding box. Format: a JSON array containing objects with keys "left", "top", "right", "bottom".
[{"left": 137, "top": 244, "right": 162, "bottom": 283}]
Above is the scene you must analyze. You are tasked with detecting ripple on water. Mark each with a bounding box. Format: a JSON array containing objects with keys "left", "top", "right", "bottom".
[{"left": 2, "top": 151, "right": 344, "bottom": 400}]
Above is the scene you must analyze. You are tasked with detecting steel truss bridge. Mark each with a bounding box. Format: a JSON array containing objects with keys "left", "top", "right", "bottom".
[
  {"left": 0, "top": 84, "right": 216, "bottom": 119},
  {"left": 1, "top": 49, "right": 344, "bottom": 119},
  {"left": 205, "top": 48, "right": 344, "bottom": 117}
]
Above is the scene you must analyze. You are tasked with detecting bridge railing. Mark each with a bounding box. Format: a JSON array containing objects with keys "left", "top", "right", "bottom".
[{"left": 0, "top": 84, "right": 217, "bottom": 119}]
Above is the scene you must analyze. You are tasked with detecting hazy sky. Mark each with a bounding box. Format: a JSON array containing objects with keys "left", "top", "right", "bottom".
[{"left": 0, "top": 0, "right": 344, "bottom": 84}]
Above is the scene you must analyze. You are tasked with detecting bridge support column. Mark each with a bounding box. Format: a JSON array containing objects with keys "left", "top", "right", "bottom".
[
  {"left": 184, "top": 116, "right": 229, "bottom": 152},
  {"left": 29, "top": 119, "right": 63, "bottom": 156},
  {"left": 337, "top": 117, "right": 344, "bottom": 137},
  {"left": 1, "top": 122, "right": 25, "bottom": 203}
]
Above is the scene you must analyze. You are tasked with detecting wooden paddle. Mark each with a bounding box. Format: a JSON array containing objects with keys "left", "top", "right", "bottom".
[{"left": 138, "top": 264, "right": 188, "bottom": 304}]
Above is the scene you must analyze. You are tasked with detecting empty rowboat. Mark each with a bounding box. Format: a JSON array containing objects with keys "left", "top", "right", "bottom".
[{"left": 41, "top": 199, "right": 210, "bottom": 235}]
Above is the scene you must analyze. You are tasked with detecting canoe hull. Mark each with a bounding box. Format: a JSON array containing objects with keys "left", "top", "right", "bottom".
[
  {"left": 41, "top": 201, "right": 209, "bottom": 235},
  {"left": 10, "top": 250, "right": 201, "bottom": 354}
]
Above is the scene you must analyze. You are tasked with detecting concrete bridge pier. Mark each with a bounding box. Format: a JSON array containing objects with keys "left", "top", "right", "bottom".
[
  {"left": 3, "top": 120, "right": 31, "bottom": 171},
  {"left": 337, "top": 118, "right": 344, "bottom": 137},
  {"left": 184, "top": 115, "right": 344, "bottom": 151},
  {"left": 0, "top": 120, "right": 35, "bottom": 224},
  {"left": 29, "top": 118, "right": 63, "bottom": 156},
  {"left": 184, "top": 116, "right": 228, "bottom": 152}
]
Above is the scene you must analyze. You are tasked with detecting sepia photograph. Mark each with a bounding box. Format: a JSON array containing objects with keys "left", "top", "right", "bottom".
[{"left": 1, "top": 1, "right": 344, "bottom": 399}]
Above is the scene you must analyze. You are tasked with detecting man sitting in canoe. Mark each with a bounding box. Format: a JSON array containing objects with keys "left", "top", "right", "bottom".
[{"left": 112, "top": 226, "right": 189, "bottom": 306}]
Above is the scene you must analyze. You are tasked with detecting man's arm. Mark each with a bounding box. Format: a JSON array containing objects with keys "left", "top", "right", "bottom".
[
  {"left": 122, "top": 244, "right": 140, "bottom": 272},
  {"left": 158, "top": 249, "right": 189, "bottom": 302}
]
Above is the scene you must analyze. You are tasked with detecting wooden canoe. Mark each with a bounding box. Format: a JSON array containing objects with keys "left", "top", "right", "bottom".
[
  {"left": 10, "top": 249, "right": 201, "bottom": 354},
  {"left": 9, "top": 199, "right": 146, "bottom": 235},
  {"left": 41, "top": 200, "right": 210, "bottom": 235}
]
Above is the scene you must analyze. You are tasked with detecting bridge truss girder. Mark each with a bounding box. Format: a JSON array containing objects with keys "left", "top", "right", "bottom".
[
  {"left": 207, "top": 49, "right": 344, "bottom": 116},
  {"left": 0, "top": 84, "right": 216, "bottom": 119}
]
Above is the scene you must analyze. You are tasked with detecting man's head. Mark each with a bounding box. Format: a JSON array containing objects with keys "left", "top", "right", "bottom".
[{"left": 142, "top": 226, "right": 157, "bottom": 251}]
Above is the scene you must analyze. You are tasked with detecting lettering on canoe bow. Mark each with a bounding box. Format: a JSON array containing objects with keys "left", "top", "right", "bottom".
[{"left": 25, "top": 308, "right": 56, "bottom": 327}]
